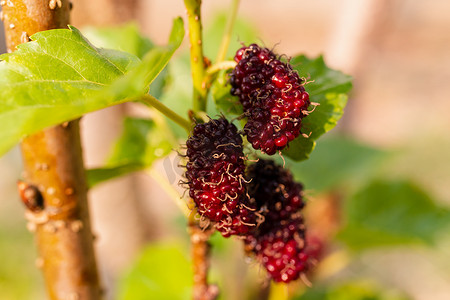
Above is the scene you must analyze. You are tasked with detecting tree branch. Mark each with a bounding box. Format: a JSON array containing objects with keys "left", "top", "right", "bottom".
[
  {"left": 189, "top": 223, "right": 219, "bottom": 300},
  {"left": 3, "top": 1, "right": 102, "bottom": 299}
]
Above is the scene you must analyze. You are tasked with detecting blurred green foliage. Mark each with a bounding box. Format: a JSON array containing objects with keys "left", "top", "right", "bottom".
[
  {"left": 339, "top": 180, "right": 450, "bottom": 250},
  {"left": 286, "top": 135, "right": 387, "bottom": 192},
  {"left": 87, "top": 117, "right": 175, "bottom": 187},
  {"left": 0, "top": 208, "right": 45, "bottom": 300},
  {"left": 116, "top": 243, "right": 192, "bottom": 300}
]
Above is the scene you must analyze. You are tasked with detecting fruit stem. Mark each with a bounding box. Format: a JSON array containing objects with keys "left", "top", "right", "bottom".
[
  {"left": 201, "top": 60, "right": 237, "bottom": 94},
  {"left": 184, "top": 0, "right": 207, "bottom": 113},
  {"left": 215, "top": 0, "right": 240, "bottom": 63},
  {"left": 138, "top": 94, "right": 191, "bottom": 132},
  {"left": 205, "top": 60, "right": 237, "bottom": 76},
  {"left": 268, "top": 282, "right": 290, "bottom": 300}
]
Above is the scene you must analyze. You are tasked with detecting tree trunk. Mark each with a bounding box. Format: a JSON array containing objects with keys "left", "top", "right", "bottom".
[{"left": 2, "top": 1, "right": 102, "bottom": 299}]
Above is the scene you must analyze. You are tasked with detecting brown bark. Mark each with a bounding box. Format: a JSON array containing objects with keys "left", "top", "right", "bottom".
[
  {"left": 189, "top": 224, "right": 218, "bottom": 300},
  {"left": 2, "top": 1, "right": 102, "bottom": 299},
  {"left": 1, "top": 0, "right": 71, "bottom": 51}
]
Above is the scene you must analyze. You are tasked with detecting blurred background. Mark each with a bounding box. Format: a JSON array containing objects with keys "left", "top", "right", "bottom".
[{"left": 1, "top": 0, "right": 450, "bottom": 299}]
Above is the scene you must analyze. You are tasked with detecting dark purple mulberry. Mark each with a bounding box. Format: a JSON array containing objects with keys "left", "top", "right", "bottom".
[
  {"left": 245, "top": 216, "right": 308, "bottom": 283},
  {"left": 185, "top": 118, "right": 258, "bottom": 237},
  {"left": 244, "top": 159, "right": 309, "bottom": 283},
  {"left": 230, "top": 44, "right": 311, "bottom": 155},
  {"left": 247, "top": 159, "right": 305, "bottom": 225}
]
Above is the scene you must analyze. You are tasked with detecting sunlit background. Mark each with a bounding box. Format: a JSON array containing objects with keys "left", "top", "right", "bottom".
[{"left": 1, "top": 0, "right": 450, "bottom": 299}]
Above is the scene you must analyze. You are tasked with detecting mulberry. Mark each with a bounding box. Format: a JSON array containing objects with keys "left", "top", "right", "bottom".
[
  {"left": 244, "top": 159, "right": 309, "bottom": 282},
  {"left": 245, "top": 216, "right": 308, "bottom": 283},
  {"left": 247, "top": 159, "right": 305, "bottom": 225},
  {"left": 185, "top": 118, "right": 258, "bottom": 237},
  {"left": 230, "top": 44, "right": 311, "bottom": 155}
]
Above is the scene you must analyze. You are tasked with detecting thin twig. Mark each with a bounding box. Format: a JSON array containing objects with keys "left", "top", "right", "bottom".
[
  {"left": 215, "top": 0, "right": 240, "bottom": 63},
  {"left": 138, "top": 94, "right": 191, "bottom": 132},
  {"left": 205, "top": 60, "right": 237, "bottom": 76}
]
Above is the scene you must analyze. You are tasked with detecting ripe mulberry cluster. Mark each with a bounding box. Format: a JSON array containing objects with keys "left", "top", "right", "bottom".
[
  {"left": 244, "top": 159, "right": 309, "bottom": 283},
  {"left": 230, "top": 44, "right": 311, "bottom": 155},
  {"left": 184, "top": 43, "right": 315, "bottom": 282},
  {"left": 185, "top": 118, "right": 258, "bottom": 237}
]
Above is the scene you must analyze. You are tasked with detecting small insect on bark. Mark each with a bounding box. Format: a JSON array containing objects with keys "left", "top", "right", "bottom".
[{"left": 17, "top": 180, "right": 45, "bottom": 212}]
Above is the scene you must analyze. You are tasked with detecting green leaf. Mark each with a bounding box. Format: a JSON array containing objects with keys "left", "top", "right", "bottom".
[
  {"left": 338, "top": 180, "right": 450, "bottom": 250},
  {"left": 295, "top": 280, "right": 410, "bottom": 300},
  {"left": 291, "top": 55, "right": 353, "bottom": 96},
  {"left": 117, "top": 243, "right": 192, "bottom": 300},
  {"left": 86, "top": 117, "right": 174, "bottom": 188},
  {"left": 87, "top": 164, "right": 143, "bottom": 188},
  {"left": 82, "top": 23, "right": 168, "bottom": 99},
  {"left": 0, "top": 18, "right": 184, "bottom": 157},
  {"left": 286, "top": 135, "right": 387, "bottom": 192},
  {"left": 283, "top": 55, "right": 352, "bottom": 161},
  {"left": 210, "top": 69, "right": 243, "bottom": 117}
]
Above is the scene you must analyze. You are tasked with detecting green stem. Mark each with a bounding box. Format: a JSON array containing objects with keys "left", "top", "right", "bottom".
[
  {"left": 215, "top": 0, "right": 241, "bottom": 63},
  {"left": 205, "top": 60, "right": 237, "bottom": 76},
  {"left": 184, "top": 0, "right": 207, "bottom": 113},
  {"left": 201, "top": 60, "right": 237, "bottom": 97},
  {"left": 138, "top": 94, "right": 191, "bottom": 132},
  {"left": 268, "top": 282, "right": 289, "bottom": 300}
]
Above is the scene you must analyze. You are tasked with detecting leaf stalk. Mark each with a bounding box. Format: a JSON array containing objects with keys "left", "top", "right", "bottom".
[{"left": 138, "top": 94, "right": 191, "bottom": 132}]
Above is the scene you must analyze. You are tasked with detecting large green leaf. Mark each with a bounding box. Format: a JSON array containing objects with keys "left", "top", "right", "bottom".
[
  {"left": 82, "top": 23, "right": 167, "bottom": 98},
  {"left": 0, "top": 18, "right": 184, "bottom": 157},
  {"left": 116, "top": 243, "right": 192, "bottom": 300},
  {"left": 286, "top": 135, "right": 387, "bottom": 192},
  {"left": 86, "top": 117, "right": 175, "bottom": 187},
  {"left": 339, "top": 180, "right": 450, "bottom": 250},
  {"left": 283, "top": 55, "right": 352, "bottom": 161}
]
